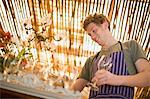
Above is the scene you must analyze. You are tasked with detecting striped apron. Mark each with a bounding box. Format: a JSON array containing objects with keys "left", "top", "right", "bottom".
[{"left": 89, "top": 42, "right": 134, "bottom": 99}]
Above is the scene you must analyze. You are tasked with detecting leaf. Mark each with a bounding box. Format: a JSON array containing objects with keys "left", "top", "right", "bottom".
[
  {"left": 0, "top": 56, "right": 4, "bottom": 72},
  {"left": 16, "top": 48, "right": 26, "bottom": 60}
]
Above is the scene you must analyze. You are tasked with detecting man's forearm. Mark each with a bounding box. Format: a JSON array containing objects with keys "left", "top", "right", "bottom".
[
  {"left": 119, "top": 71, "right": 150, "bottom": 87},
  {"left": 70, "top": 78, "right": 89, "bottom": 92}
]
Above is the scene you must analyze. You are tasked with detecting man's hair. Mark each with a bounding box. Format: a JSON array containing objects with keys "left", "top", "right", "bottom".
[{"left": 83, "top": 13, "right": 110, "bottom": 31}]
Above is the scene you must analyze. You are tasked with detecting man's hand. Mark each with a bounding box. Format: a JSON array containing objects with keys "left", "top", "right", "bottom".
[{"left": 92, "top": 69, "right": 122, "bottom": 86}]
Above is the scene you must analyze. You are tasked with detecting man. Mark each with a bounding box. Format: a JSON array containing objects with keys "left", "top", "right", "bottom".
[{"left": 71, "top": 13, "right": 150, "bottom": 99}]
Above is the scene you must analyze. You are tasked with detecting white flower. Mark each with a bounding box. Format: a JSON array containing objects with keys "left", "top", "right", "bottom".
[
  {"left": 21, "top": 17, "right": 32, "bottom": 29},
  {"left": 40, "top": 14, "right": 52, "bottom": 26}
]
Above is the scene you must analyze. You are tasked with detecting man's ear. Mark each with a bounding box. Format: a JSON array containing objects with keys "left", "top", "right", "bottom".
[{"left": 102, "top": 21, "right": 109, "bottom": 30}]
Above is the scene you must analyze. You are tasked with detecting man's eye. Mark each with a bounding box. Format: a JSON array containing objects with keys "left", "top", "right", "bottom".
[
  {"left": 88, "top": 33, "right": 91, "bottom": 36},
  {"left": 92, "top": 29, "right": 97, "bottom": 33}
]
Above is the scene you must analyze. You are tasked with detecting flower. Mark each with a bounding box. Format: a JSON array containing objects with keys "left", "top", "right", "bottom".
[
  {"left": 0, "top": 26, "right": 33, "bottom": 73},
  {"left": 0, "top": 42, "right": 5, "bottom": 48},
  {"left": 40, "top": 14, "right": 52, "bottom": 27},
  {"left": 21, "top": 17, "right": 32, "bottom": 29},
  {"left": 0, "top": 26, "right": 12, "bottom": 49}
]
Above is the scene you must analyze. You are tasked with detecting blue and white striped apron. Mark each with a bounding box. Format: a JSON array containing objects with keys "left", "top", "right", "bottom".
[{"left": 89, "top": 42, "right": 134, "bottom": 99}]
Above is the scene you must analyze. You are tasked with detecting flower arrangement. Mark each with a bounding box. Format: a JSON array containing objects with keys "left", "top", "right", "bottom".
[
  {"left": 0, "top": 25, "right": 32, "bottom": 74},
  {"left": 0, "top": 14, "right": 61, "bottom": 76},
  {"left": 0, "top": 14, "right": 69, "bottom": 88}
]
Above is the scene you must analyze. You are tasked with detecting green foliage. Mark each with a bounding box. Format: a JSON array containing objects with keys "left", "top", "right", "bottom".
[
  {"left": 0, "top": 48, "right": 33, "bottom": 73},
  {"left": 0, "top": 56, "right": 4, "bottom": 72}
]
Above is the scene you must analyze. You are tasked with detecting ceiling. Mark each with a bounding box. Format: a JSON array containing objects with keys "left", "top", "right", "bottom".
[{"left": 0, "top": 0, "right": 149, "bottom": 67}]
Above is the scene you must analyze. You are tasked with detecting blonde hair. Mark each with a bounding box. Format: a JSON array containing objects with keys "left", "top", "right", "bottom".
[{"left": 83, "top": 13, "right": 110, "bottom": 31}]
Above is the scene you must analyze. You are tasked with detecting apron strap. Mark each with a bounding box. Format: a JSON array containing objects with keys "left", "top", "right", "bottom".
[{"left": 118, "top": 41, "right": 123, "bottom": 51}]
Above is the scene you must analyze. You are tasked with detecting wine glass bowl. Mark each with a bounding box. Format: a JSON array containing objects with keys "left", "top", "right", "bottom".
[{"left": 98, "top": 55, "right": 112, "bottom": 71}]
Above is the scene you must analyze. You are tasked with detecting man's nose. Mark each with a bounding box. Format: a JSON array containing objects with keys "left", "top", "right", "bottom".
[{"left": 91, "top": 34, "right": 97, "bottom": 40}]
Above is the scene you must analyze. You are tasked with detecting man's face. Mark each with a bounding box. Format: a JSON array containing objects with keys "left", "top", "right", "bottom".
[{"left": 86, "top": 22, "right": 106, "bottom": 46}]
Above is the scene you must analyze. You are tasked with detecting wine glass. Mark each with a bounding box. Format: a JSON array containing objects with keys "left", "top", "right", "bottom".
[
  {"left": 97, "top": 55, "right": 112, "bottom": 70},
  {"left": 86, "top": 55, "right": 112, "bottom": 91}
]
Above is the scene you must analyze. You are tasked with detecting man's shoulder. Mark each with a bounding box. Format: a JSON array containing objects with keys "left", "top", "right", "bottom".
[
  {"left": 122, "top": 40, "right": 138, "bottom": 49},
  {"left": 87, "top": 52, "right": 100, "bottom": 61},
  {"left": 123, "top": 40, "right": 138, "bottom": 45}
]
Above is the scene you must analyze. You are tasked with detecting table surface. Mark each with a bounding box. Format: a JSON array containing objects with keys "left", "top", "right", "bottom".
[{"left": 0, "top": 80, "right": 80, "bottom": 99}]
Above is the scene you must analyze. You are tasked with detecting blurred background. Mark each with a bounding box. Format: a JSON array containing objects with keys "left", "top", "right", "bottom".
[{"left": 0, "top": 0, "right": 149, "bottom": 98}]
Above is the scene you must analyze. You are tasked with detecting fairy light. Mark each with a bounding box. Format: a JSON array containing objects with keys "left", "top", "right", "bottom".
[
  {"left": 99, "top": 0, "right": 104, "bottom": 14},
  {"left": 16, "top": 1, "right": 22, "bottom": 18},
  {"left": 0, "top": 11, "right": 7, "bottom": 32},
  {"left": 142, "top": 15, "right": 149, "bottom": 50},
  {"left": 0, "top": 2, "right": 6, "bottom": 31},
  {"left": 134, "top": 2, "right": 142, "bottom": 41},
  {"left": 82, "top": 34, "right": 87, "bottom": 52},
  {"left": 123, "top": 1, "right": 130, "bottom": 42},
  {"left": 133, "top": 2, "right": 140, "bottom": 40},
  {"left": 15, "top": 0, "right": 25, "bottom": 39},
  {"left": 53, "top": 8, "right": 57, "bottom": 28},
  {"left": 84, "top": 34, "right": 89, "bottom": 56},
  {"left": 89, "top": 2, "right": 93, "bottom": 14},
  {"left": 106, "top": 0, "right": 111, "bottom": 16},
  {"left": 115, "top": 0, "right": 124, "bottom": 41},
  {"left": 139, "top": 3, "right": 148, "bottom": 45},
  {"left": 111, "top": 1, "right": 117, "bottom": 37},
  {"left": 93, "top": 1, "right": 97, "bottom": 13},
  {"left": 20, "top": 1, "right": 25, "bottom": 18},
  {"left": 120, "top": 0, "right": 128, "bottom": 42},
  {"left": 8, "top": 11, "right": 16, "bottom": 38},
  {"left": 103, "top": 0, "right": 107, "bottom": 15},
  {"left": 129, "top": 1, "right": 135, "bottom": 40},
  {"left": 137, "top": 2, "right": 145, "bottom": 43},
  {"left": 0, "top": 1, "right": 10, "bottom": 33},
  {"left": 2, "top": 1, "right": 19, "bottom": 52},
  {"left": 87, "top": 35, "right": 91, "bottom": 53},
  {"left": 7, "top": 10, "right": 18, "bottom": 43},
  {"left": 43, "top": 1, "right": 48, "bottom": 16},
  {"left": 4, "top": 8, "right": 13, "bottom": 34},
  {"left": 83, "top": 2, "right": 86, "bottom": 17},
  {"left": 119, "top": 1, "right": 125, "bottom": 41},
  {"left": 25, "top": 0, "right": 30, "bottom": 18},
  {"left": 12, "top": 0, "right": 22, "bottom": 39}
]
